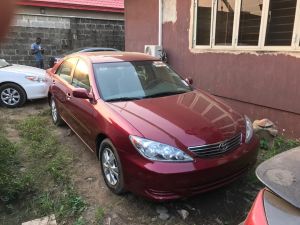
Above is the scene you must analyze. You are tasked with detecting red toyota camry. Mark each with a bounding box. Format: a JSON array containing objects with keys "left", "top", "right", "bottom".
[{"left": 47, "top": 52, "right": 259, "bottom": 201}]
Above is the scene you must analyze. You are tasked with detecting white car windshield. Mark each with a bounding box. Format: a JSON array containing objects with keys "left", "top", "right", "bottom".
[
  {"left": 0, "top": 59, "right": 11, "bottom": 68},
  {"left": 93, "top": 61, "right": 192, "bottom": 102}
]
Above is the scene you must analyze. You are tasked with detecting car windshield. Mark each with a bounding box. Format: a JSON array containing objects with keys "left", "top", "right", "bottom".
[
  {"left": 0, "top": 59, "right": 11, "bottom": 68},
  {"left": 93, "top": 61, "right": 192, "bottom": 101}
]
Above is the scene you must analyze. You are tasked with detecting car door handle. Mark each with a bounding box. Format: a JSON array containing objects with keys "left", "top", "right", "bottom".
[{"left": 66, "top": 93, "right": 71, "bottom": 101}]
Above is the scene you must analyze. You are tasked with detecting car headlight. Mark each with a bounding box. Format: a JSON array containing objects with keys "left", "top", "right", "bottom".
[
  {"left": 129, "top": 135, "right": 193, "bottom": 162},
  {"left": 245, "top": 115, "right": 253, "bottom": 143},
  {"left": 25, "top": 76, "right": 46, "bottom": 82}
]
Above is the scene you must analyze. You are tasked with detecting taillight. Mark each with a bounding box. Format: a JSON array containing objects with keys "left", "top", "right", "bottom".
[{"left": 244, "top": 189, "right": 268, "bottom": 225}]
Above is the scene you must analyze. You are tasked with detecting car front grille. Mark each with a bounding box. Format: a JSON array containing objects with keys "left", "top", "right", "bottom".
[{"left": 188, "top": 133, "right": 242, "bottom": 158}]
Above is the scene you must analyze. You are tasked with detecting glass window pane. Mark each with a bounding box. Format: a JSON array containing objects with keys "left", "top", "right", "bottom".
[
  {"left": 72, "top": 60, "right": 90, "bottom": 90},
  {"left": 238, "top": 0, "right": 263, "bottom": 46},
  {"left": 215, "top": 0, "right": 235, "bottom": 45},
  {"left": 196, "top": 0, "right": 212, "bottom": 45},
  {"left": 57, "top": 58, "right": 77, "bottom": 84},
  {"left": 265, "top": 0, "right": 297, "bottom": 46}
]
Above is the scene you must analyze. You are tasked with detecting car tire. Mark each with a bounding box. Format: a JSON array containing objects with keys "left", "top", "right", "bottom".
[
  {"left": 99, "top": 139, "right": 125, "bottom": 195},
  {"left": 0, "top": 83, "right": 26, "bottom": 108},
  {"left": 50, "top": 96, "right": 64, "bottom": 126}
]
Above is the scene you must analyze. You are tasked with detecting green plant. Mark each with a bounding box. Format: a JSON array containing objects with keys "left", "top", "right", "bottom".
[
  {"left": 259, "top": 138, "right": 269, "bottom": 150},
  {"left": 36, "top": 192, "right": 54, "bottom": 215},
  {"left": 73, "top": 216, "right": 86, "bottom": 225},
  {"left": 0, "top": 113, "right": 88, "bottom": 224},
  {"left": 95, "top": 207, "right": 105, "bottom": 225},
  {"left": 0, "top": 135, "right": 33, "bottom": 202},
  {"left": 34, "top": 187, "right": 87, "bottom": 220},
  {"left": 47, "top": 151, "right": 72, "bottom": 183}
]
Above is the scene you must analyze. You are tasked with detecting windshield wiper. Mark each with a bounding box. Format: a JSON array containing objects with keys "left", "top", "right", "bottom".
[
  {"left": 144, "top": 90, "right": 189, "bottom": 99},
  {"left": 106, "top": 97, "right": 143, "bottom": 102}
]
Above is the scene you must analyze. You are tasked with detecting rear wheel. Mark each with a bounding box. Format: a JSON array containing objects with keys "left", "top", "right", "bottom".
[
  {"left": 0, "top": 83, "right": 26, "bottom": 108},
  {"left": 99, "top": 139, "right": 125, "bottom": 194},
  {"left": 50, "top": 96, "right": 64, "bottom": 126}
]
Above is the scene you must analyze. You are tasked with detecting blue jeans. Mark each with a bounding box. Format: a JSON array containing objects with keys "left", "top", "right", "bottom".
[{"left": 36, "top": 59, "right": 44, "bottom": 69}]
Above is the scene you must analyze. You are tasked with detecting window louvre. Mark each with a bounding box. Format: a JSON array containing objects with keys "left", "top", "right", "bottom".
[
  {"left": 196, "top": 0, "right": 213, "bottom": 45},
  {"left": 265, "top": 0, "right": 297, "bottom": 46},
  {"left": 238, "top": 0, "right": 263, "bottom": 46},
  {"left": 215, "top": 0, "right": 236, "bottom": 46}
]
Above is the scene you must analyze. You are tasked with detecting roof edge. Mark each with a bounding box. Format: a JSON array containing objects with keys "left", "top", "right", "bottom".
[{"left": 17, "top": 1, "right": 124, "bottom": 13}]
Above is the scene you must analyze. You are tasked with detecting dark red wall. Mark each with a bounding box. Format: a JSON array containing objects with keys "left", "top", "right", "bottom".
[
  {"left": 125, "top": 0, "right": 300, "bottom": 138},
  {"left": 125, "top": 0, "right": 158, "bottom": 52}
]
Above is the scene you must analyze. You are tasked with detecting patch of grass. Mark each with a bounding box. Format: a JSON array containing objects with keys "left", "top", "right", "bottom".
[
  {"left": 259, "top": 138, "right": 269, "bottom": 150},
  {"left": 0, "top": 135, "right": 33, "bottom": 202},
  {"left": 17, "top": 115, "right": 72, "bottom": 184},
  {"left": 34, "top": 187, "right": 87, "bottom": 221},
  {"left": 0, "top": 112, "right": 88, "bottom": 224},
  {"left": 73, "top": 217, "right": 86, "bottom": 225},
  {"left": 46, "top": 151, "right": 72, "bottom": 183},
  {"left": 95, "top": 207, "right": 105, "bottom": 224}
]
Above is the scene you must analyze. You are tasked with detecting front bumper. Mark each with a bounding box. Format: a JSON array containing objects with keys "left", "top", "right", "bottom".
[
  {"left": 23, "top": 82, "right": 49, "bottom": 100},
  {"left": 122, "top": 136, "right": 259, "bottom": 201}
]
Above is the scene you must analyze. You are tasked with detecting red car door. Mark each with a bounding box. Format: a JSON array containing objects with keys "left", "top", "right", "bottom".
[
  {"left": 51, "top": 58, "right": 78, "bottom": 124},
  {"left": 66, "top": 58, "right": 98, "bottom": 150}
]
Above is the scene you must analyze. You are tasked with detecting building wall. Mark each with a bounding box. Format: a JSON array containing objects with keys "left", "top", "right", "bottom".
[
  {"left": 0, "top": 8, "right": 124, "bottom": 68},
  {"left": 125, "top": 0, "right": 300, "bottom": 138},
  {"left": 125, "top": 0, "right": 158, "bottom": 51}
]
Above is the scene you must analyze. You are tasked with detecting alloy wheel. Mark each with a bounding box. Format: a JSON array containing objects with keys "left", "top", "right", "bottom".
[
  {"left": 102, "top": 147, "right": 119, "bottom": 186},
  {"left": 51, "top": 99, "right": 58, "bottom": 123},
  {"left": 1, "top": 88, "right": 20, "bottom": 106}
]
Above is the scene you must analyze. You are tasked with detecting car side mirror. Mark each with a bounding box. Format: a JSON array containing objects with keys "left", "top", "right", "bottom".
[
  {"left": 73, "top": 88, "right": 91, "bottom": 99},
  {"left": 185, "top": 77, "right": 193, "bottom": 85}
]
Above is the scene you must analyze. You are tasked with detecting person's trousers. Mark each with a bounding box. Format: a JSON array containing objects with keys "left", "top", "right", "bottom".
[{"left": 36, "top": 59, "right": 44, "bottom": 69}]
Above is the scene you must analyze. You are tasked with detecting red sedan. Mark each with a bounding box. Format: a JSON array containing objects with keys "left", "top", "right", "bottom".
[{"left": 47, "top": 52, "right": 259, "bottom": 201}]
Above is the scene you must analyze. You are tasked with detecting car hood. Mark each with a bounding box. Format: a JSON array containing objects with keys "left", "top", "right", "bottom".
[
  {"left": 108, "top": 90, "right": 246, "bottom": 148},
  {"left": 0, "top": 64, "right": 46, "bottom": 77}
]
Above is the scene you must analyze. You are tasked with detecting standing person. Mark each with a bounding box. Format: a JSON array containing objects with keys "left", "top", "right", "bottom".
[{"left": 31, "top": 37, "right": 45, "bottom": 69}]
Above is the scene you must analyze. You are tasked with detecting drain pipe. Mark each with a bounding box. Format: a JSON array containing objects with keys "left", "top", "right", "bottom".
[{"left": 158, "top": 0, "right": 163, "bottom": 46}]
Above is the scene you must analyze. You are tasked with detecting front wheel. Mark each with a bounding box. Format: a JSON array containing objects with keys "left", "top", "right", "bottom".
[
  {"left": 99, "top": 139, "right": 125, "bottom": 194},
  {"left": 0, "top": 83, "right": 26, "bottom": 108},
  {"left": 50, "top": 96, "right": 64, "bottom": 126}
]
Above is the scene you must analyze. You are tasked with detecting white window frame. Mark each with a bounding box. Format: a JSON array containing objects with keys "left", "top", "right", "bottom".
[
  {"left": 234, "top": 0, "right": 267, "bottom": 50},
  {"left": 211, "top": 0, "right": 237, "bottom": 50},
  {"left": 193, "top": 0, "right": 300, "bottom": 51},
  {"left": 192, "top": 0, "right": 215, "bottom": 48},
  {"left": 293, "top": 0, "right": 300, "bottom": 49}
]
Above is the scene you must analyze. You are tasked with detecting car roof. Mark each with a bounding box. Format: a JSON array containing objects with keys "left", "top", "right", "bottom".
[
  {"left": 70, "top": 51, "right": 159, "bottom": 63},
  {"left": 78, "top": 47, "right": 119, "bottom": 52}
]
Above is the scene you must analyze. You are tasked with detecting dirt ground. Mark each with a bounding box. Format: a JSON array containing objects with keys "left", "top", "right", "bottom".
[{"left": 0, "top": 99, "right": 262, "bottom": 225}]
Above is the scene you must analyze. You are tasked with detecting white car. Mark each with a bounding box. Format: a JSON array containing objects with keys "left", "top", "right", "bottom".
[{"left": 0, "top": 59, "right": 49, "bottom": 108}]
